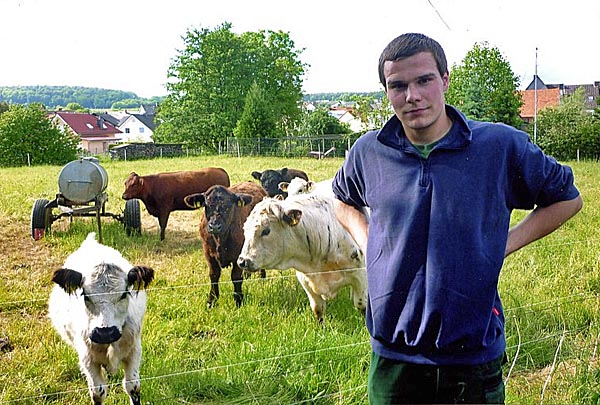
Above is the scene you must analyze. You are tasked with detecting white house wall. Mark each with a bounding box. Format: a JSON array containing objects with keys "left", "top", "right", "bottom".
[{"left": 118, "top": 116, "right": 154, "bottom": 143}]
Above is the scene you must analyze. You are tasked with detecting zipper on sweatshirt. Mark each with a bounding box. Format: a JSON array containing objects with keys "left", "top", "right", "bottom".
[{"left": 419, "top": 156, "right": 431, "bottom": 187}]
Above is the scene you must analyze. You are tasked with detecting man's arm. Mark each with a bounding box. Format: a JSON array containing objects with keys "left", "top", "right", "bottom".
[
  {"left": 333, "top": 198, "right": 369, "bottom": 254},
  {"left": 505, "top": 195, "right": 583, "bottom": 257}
]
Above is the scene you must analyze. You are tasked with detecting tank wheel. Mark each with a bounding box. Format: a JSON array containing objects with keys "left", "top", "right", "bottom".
[
  {"left": 31, "top": 199, "right": 51, "bottom": 240},
  {"left": 123, "top": 199, "right": 142, "bottom": 236}
]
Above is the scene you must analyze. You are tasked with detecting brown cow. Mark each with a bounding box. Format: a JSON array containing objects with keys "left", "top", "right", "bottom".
[
  {"left": 122, "top": 168, "right": 230, "bottom": 241},
  {"left": 251, "top": 168, "right": 309, "bottom": 198},
  {"left": 184, "top": 182, "right": 267, "bottom": 307}
]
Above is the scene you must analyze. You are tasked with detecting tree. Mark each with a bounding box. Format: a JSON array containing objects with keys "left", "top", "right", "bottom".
[
  {"left": 234, "top": 82, "right": 277, "bottom": 139},
  {"left": 300, "top": 108, "right": 351, "bottom": 136},
  {"left": 0, "top": 103, "right": 80, "bottom": 167},
  {"left": 65, "top": 102, "right": 87, "bottom": 112},
  {"left": 154, "top": 22, "right": 306, "bottom": 152},
  {"left": 446, "top": 42, "right": 523, "bottom": 128},
  {"left": 350, "top": 94, "right": 392, "bottom": 130},
  {"left": 533, "top": 87, "right": 600, "bottom": 160}
]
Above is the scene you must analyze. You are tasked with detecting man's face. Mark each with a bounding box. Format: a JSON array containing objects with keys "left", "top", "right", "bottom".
[{"left": 383, "top": 52, "right": 449, "bottom": 142}]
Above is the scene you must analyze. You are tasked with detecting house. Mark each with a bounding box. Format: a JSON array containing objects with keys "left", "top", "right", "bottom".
[
  {"left": 562, "top": 82, "right": 599, "bottom": 112},
  {"left": 519, "top": 76, "right": 561, "bottom": 124},
  {"left": 116, "top": 113, "right": 155, "bottom": 143},
  {"left": 49, "top": 111, "right": 122, "bottom": 154},
  {"left": 99, "top": 105, "right": 157, "bottom": 143},
  {"left": 519, "top": 75, "right": 599, "bottom": 123},
  {"left": 328, "top": 106, "right": 365, "bottom": 133},
  {"left": 139, "top": 103, "right": 157, "bottom": 115}
]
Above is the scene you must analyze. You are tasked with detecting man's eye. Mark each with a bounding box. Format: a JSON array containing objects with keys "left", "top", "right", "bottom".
[
  {"left": 390, "top": 83, "right": 406, "bottom": 91},
  {"left": 261, "top": 228, "right": 270, "bottom": 237}
]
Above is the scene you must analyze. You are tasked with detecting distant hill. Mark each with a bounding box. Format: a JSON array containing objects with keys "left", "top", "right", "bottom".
[
  {"left": 0, "top": 86, "right": 381, "bottom": 110},
  {"left": 0, "top": 86, "right": 163, "bottom": 110}
]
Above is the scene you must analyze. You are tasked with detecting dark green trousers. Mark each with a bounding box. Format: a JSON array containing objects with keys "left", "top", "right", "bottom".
[{"left": 368, "top": 352, "right": 505, "bottom": 404}]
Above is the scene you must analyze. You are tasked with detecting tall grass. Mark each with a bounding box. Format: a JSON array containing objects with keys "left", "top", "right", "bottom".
[{"left": 0, "top": 156, "right": 598, "bottom": 404}]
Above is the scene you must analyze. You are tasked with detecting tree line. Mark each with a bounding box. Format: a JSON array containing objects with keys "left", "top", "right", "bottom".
[{"left": 0, "top": 85, "right": 163, "bottom": 110}]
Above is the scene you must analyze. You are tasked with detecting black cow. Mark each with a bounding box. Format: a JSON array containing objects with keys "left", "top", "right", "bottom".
[{"left": 251, "top": 168, "right": 309, "bottom": 198}]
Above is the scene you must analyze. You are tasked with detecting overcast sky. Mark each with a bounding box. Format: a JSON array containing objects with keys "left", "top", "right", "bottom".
[{"left": 1, "top": 0, "right": 598, "bottom": 98}]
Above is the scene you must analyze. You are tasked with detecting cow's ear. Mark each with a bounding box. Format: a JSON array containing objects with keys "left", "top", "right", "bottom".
[
  {"left": 184, "top": 193, "right": 206, "bottom": 209},
  {"left": 278, "top": 182, "right": 289, "bottom": 192},
  {"left": 128, "top": 266, "right": 155, "bottom": 292},
  {"left": 251, "top": 171, "right": 262, "bottom": 180},
  {"left": 280, "top": 168, "right": 288, "bottom": 176},
  {"left": 283, "top": 209, "right": 302, "bottom": 226},
  {"left": 52, "top": 268, "right": 83, "bottom": 295},
  {"left": 237, "top": 193, "right": 253, "bottom": 207}
]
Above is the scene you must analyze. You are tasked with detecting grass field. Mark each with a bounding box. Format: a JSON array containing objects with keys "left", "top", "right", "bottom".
[{"left": 0, "top": 155, "right": 599, "bottom": 404}]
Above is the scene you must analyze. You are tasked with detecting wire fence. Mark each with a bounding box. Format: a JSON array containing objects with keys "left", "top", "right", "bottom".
[
  {"left": 1, "top": 238, "right": 598, "bottom": 403},
  {"left": 225, "top": 135, "right": 360, "bottom": 158}
]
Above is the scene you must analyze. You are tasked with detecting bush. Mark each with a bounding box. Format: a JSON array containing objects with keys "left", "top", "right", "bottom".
[{"left": 0, "top": 103, "right": 79, "bottom": 167}]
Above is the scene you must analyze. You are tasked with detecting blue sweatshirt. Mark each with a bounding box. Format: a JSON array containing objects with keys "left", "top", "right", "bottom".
[{"left": 332, "top": 106, "right": 580, "bottom": 366}]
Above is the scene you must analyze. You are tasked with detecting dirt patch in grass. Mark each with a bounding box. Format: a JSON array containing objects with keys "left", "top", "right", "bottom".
[{"left": 0, "top": 217, "right": 61, "bottom": 286}]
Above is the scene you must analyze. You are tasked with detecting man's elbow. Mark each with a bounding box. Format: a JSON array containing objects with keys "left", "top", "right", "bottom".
[{"left": 570, "top": 194, "right": 584, "bottom": 215}]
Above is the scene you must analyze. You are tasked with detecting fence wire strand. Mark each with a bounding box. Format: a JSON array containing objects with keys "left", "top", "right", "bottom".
[{"left": 2, "top": 235, "right": 599, "bottom": 403}]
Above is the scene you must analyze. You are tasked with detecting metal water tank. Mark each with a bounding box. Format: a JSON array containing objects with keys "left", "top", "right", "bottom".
[{"left": 58, "top": 157, "right": 108, "bottom": 204}]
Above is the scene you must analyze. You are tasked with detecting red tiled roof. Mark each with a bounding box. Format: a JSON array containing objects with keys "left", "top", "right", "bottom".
[
  {"left": 519, "top": 88, "right": 561, "bottom": 118},
  {"left": 52, "top": 111, "right": 122, "bottom": 136}
]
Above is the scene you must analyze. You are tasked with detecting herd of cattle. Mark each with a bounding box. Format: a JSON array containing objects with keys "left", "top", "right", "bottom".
[{"left": 47, "top": 165, "right": 367, "bottom": 404}]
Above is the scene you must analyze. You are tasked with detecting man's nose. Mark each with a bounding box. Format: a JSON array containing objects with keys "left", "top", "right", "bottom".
[{"left": 406, "top": 83, "right": 421, "bottom": 102}]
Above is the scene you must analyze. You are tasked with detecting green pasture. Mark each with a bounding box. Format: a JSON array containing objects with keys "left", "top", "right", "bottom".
[{"left": 0, "top": 156, "right": 599, "bottom": 404}]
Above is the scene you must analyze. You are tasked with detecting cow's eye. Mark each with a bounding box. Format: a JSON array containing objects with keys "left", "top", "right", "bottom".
[{"left": 261, "top": 227, "right": 270, "bottom": 237}]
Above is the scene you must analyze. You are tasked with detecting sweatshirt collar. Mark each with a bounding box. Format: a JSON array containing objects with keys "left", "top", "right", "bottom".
[{"left": 377, "top": 105, "right": 472, "bottom": 151}]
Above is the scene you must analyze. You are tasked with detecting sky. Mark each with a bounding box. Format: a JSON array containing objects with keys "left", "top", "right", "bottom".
[{"left": 1, "top": 0, "right": 598, "bottom": 98}]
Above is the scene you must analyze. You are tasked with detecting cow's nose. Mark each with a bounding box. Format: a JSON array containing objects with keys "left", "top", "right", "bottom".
[
  {"left": 238, "top": 257, "right": 254, "bottom": 270},
  {"left": 90, "top": 326, "right": 121, "bottom": 344},
  {"left": 207, "top": 222, "right": 223, "bottom": 234}
]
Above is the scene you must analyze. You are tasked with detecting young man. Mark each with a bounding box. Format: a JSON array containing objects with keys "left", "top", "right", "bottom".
[{"left": 332, "top": 33, "right": 583, "bottom": 404}]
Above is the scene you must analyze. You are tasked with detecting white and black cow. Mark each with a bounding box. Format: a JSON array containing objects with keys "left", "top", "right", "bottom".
[
  {"left": 48, "top": 232, "right": 154, "bottom": 405},
  {"left": 278, "top": 177, "right": 334, "bottom": 198},
  {"left": 237, "top": 194, "right": 367, "bottom": 322}
]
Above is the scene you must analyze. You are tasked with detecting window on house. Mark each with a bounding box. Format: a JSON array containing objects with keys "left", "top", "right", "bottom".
[
  {"left": 86, "top": 123, "right": 93, "bottom": 129},
  {"left": 125, "top": 128, "right": 130, "bottom": 133},
  {"left": 139, "top": 127, "right": 145, "bottom": 133}
]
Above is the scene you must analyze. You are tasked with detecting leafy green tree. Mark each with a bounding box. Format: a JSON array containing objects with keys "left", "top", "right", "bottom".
[
  {"left": 234, "top": 82, "right": 277, "bottom": 139},
  {"left": 300, "top": 108, "right": 351, "bottom": 136},
  {"left": 533, "top": 87, "right": 600, "bottom": 160},
  {"left": 0, "top": 103, "right": 79, "bottom": 167},
  {"left": 350, "top": 94, "right": 392, "bottom": 130},
  {"left": 154, "top": 22, "right": 306, "bottom": 152},
  {"left": 446, "top": 42, "right": 523, "bottom": 128},
  {"left": 65, "top": 102, "right": 87, "bottom": 112}
]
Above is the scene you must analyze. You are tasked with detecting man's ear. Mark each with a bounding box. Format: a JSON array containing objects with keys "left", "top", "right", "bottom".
[{"left": 442, "top": 72, "right": 450, "bottom": 92}]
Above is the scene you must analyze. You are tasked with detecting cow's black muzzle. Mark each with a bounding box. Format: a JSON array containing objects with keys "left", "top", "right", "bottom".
[{"left": 90, "top": 326, "right": 122, "bottom": 344}]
